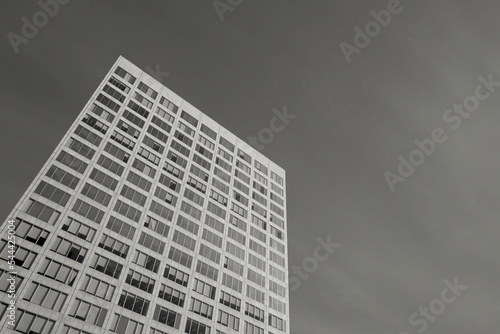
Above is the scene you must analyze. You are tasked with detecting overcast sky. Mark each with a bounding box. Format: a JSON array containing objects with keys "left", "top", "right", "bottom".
[{"left": 2, "top": 1, "right": 500, "bottom": 333}]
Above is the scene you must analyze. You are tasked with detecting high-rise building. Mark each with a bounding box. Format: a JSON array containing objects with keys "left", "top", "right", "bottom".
[{"left": 0, "top": 56, "right": 289, "bottom": 334}]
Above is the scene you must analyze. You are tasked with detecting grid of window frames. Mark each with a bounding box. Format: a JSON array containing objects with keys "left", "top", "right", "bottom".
[{"left": 0, "top": 61, "right": 288, "bottom": 334}]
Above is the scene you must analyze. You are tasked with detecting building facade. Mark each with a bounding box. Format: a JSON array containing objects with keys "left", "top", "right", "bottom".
[{"left": 0, "top": 56, "right": 289, "bottom": 334}]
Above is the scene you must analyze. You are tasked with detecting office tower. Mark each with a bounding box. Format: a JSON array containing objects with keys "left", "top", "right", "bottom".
[{"left": 0, "top": 56, "right": 289, "bottom": 334}]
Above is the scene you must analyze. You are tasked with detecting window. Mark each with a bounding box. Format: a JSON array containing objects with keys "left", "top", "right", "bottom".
[
  {"left": 196, "top": 144, "right": 213, "bottom": 160},
  {"left": 217, "top": 310, "right": 240, "bottom": 331},
  {"left": 210, "top": 190, "right": 228, "bottom": 206},
  {"left": 89, "top": 168, "right": 118, "bottom": 190},
  {"left": 81, "top": 183, "right": 112, "bottom": 206},
  {"left": 225, "top": 241, "right": 245, "bottom": 260},
  {"left": 215, "top": 157, "right": 231, "bottom": 172},
  {"left": 212, "top": 177, "right": 229, "bottom": 194},
  {"left": 219, "top": 136, "right": 235, "bottom": 152},
  {"left": 189, "top": 297, "right": 214, "bottom": 319},
  {"left": 143, "top": 135, "right": 165, "bottom": 154},
  {"left": 114, "top": 200, "right": 142, "bottom": 222},
  {"left": 132, "top": 250, "right": 160, "bottom": 273},
  {"left": 244, "top": 322, "right": 264, "bottom": 334},
  {"left": 98, "top": 234, "right": 129, "bottom": 258},
  {"left": 38, "top": 257, "right": 78, "bottom": 286},
  {"left": 138, "top": 82, "right": 158, "bottom": 99},
  {"left": 245, "top": 303, "right": 265, "bottom": 322},
  {"left": 56, "top": 150, "right": 88, "bottom": 173},
  {"left": 61, "top": 216, "right": 96, "bottom": 242},
  {"left": 118, "top": 290, "right": 150, "bottom": 315},
  {"left": 231, "top": 202, "right": 247, "bottom": 218},
  {"left": 152, "top": 115, "right": 172, "bottom": 133},
  {"left": 108, "top": 76, "right": 130, "bottom": 93},
  {"left": 193, "top": 278, "right": 216, "bottom": 299},
  {"left": 269, "top": 280, "right": 287, "bottom": 297},
  {"left": 236, "top": 160, "right": 251, "bottom": 174},
  {"left": 202, "top": 229, "right": 223, "bottom": 248},
  {"left": 269, "top": 264, "right": 286, "bottom": 282},
  {"left": 74, "top": 124, "right": 103, "bottom": 146},
  {"left": 128, "top": 100, "right": 150, "bottom": 119},
  {"left": 12, "top": 218, "right": 49, "bottom": 246},
  {"left": 220, "top": 290, "right": 241, "bottom": 311},
  {"left": 50, "top": 236, "right": 87, "bottom": 263},
  {"left": 201, "top": 123, "right": 217, "bottom": 140},
  {"left": 271, "top": 171, "right": 284, "bottom": 185},
  {"left": 82, "top": 113, "right": 109, "bottom": 133},
  {"left": 0, "top": 269, "right": 23, "bottom": 293},
  {"left": 229, "top": 214, "right": 247, "bottom": 231},
  {"left": 132, "top": 158, "right": 156, "bottom": 178},
  {"left": 247, "top": 268, "right": 266, "bottom": 287},
  {"left": 199, "top": 134, "right": 215, "bottom": 150},
  {"left": 205, "top": 214, "right": 224, "bottom": 233},
  {"left": 109, "top": 313, "right": 144, "bottom": 334},
  {"left": 254, "top": 160, "right": 268, "bottom": 174},
  {"left": 158, "top": 283, "right": 185, "bottom": 306},
  {"left": 12, "top": 309, "right": 55, "bottom": 334},
  {"left": 138, "top": 146, "right": 160, "bottom": 165},
  {"left": 270, "top": 192, "right": 284, "bottom": 206},
  {"left": 224, "top": 257, "right": 244, "bottom": 276},
  {"left": 249, "top": 239, "right": 266, "bottom": 257},
  {"left": 104, "top": 142, "right": 130, "bottom": 162},
  {"left": 252, "top": 191, "right": 267, "bottom": 206},
  {"left": 107, "top": 216, "right": 136, "bottom": 240},
  {"left": 184, "top": 188, "right": 204, "bottom": 206},
  {"left": 153, "top": 305, "right": 181, "bottom": 329},
  {"left": 214, "top": 166, "right": 231, "bottom": 183},
  {"left": 127, "top": 170, "right": 152, "bottom": 191},
  {"left": 120, "top": 184, "right": 147, "bottom": 206},
  {"left": 34, "top": 181, "right": 71, "bottom": 206},
  {"left": 269, "top": 295, "right": 287, "bottom": 314},
  {"left": 252, "top": 202, "right": 267, "bottom": 218},
  {"left": 190, "top": 164, "right": 209, "bottom": 181},
  {"left": 217, "top": 147, "right": 233, "bottom": 162},
  {"left": 138, "top": 231, "right": 165, "bottom": 254},
  {"left": 270, "top": 202, "right": 285, "bottom": 217},
  {"left": 270, "top": 226, "right": 284, "bottom": 242},
  {"left": 90, "top": 103, "right": 115, "bottom": 122},
  {"left": 65, "top": 137, "right": 96, "bottom": 159},
  {"left": 97, "top": 154, "right": 124, "bottom": 176},
  {"left": 207, "top": 201, "right": 226, "bottom": 220},
  {"left": 80, "top": 274, "right": 116, "bottom": 301},
  {"left": 234, "top": 170, "right": 250, "bottom": 185},
  {"left": 227, "top": 227, "right": 246, "bottom": 245},
  {"left": 192, "top": 154, "right": 211, "bottom": 170},
  {"left": 114, "top": 66, "right": 136, "bottom": 84},
  {"left": 126, "top": 269, "right": 155, "bottom": 293},
  {"left": 123, "top": 109, "right": 146, "bottom": 129},
  {"left": 252, "top": 181, "right": 267, "bottom": 196},
  {"left": 181, "top": 110, "right": 198, "bottom": 127},
  {"left": 164, "top": 264, "right": 189, "bottom": 287},
  {"left": 185, "top": 318, "right": 211, "bottom": 334},
  {"left": 246, "top": 285, "right": 265, "bottom": 304},
  {"left": 117, "top": 120, "right": 140, "bottom": 138},
  {"left": 248, "top": 253, "right": 266, "bottom": 271},
  {"left": 21, "top": 199, "right": 60, "bottom": 224},
  {"left": 271, "top": 182, "right": 284, "bottom": 196},
  {"left": 269, "top": 314, "right": 286, "bottom": 331},
  {"left": 164, "top": 161, "right": 184, "bottom": 179},
  {"left": 150, "top": 200, "right": 174, "bottom": 221},
  {"left": 89, "top": 253, "right": 123, "bottom": 279},
  {"left": 68, "top": 298, "right": 108, "bottom": 327},
  {"left": 96, "top": 93, "right": 120, "bottom": 112},
  {"left": 180, "top": 201, "right": 202, "bottom": 220},
  {"left": 270, "top": 212, "right": 285, "bottom": 229},
  {"left": 155, "top": 186, "right": 178, "bottom": 206},
  {"left": 144, "top": 215, "right": 170, "bottom": 238},
  {"left": 187, "top": 176, "right": 207, "bottom": 194},
  {"left": 199, "top": 243, "right": 221, "bottom": 264},
  {"left": 270, "top": 251, "right": 286, "bottom": 268},
  {"left": 46, "top": 165, "right": 80, "bottom": 189},
  {"left": 221, "top": 273, "right": 242, "bottom": 293},
  {"left": 159, "top": 173, "right": 181, "bottom": 192},
  {"left": 23, "top": 281, "right": 68, "bottom": 311},
  {"left": 196, "top": 260, "right": 219, "bottom": 281},
  {"left": 250, "top": 226, "right": 266, "bottom": 243},
  {"left": 172, "top": 231, "right": 196, "bottom": 251},
  {"left": 177, "top": 122, "right": 195, "bottom": 137},
  {"left": 170, "top": 139, "right": 190, "bottom": 157},
  {"left": 134, "top": 91, "right": 154, "bottom": 108},
  {"left": 157, "top": 105, "right": 176, "bottom": 122}
]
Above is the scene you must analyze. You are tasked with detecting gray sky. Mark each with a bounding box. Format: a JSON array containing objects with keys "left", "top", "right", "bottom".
[{"left": 2, "top": 1, "right": 500, "bottom": 333}]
